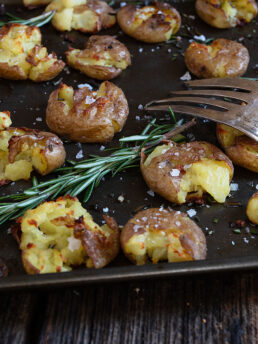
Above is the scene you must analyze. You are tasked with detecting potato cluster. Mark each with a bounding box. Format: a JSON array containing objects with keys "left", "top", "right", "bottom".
[
  {"left": 46, "top": 81, "right": 129, "bottom": 142},
  {"left": 12, "top": 196, "right": 120, "bottom": 274},
  {"left": 0, "top": 24, "right": 64, "bottom": 81},
  {"left": 246, "top": 192, "right": 258, "bottom": 225},
  {"left": 46, "top": 0, "right": 116, "bottom": 32}
]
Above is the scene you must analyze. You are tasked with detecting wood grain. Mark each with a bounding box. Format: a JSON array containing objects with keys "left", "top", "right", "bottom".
[{"left": 1, "top": 271, "right": 255, "bottom": 344}]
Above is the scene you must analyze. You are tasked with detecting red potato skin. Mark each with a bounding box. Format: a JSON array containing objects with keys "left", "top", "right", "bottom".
[
  {"left": 140, "top": 141, "right": 234, "bottom": 204},
  {"left": 117, "top": 2, "right": 181, "bottom": 43},
  {"left": 121, "top": 208, "right": 207, "bottom": 264}
]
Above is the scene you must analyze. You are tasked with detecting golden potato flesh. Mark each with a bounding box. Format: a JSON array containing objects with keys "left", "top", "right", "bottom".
[
  {"left": 217, "top": 123, "right": 258, "bottom": 173},
  {"left": 0, "top": 127, "right": 66, "bottom": 184},
  {"left": 246, "top": 192, "right": 258, "bottom": 225},
  {"left": 66, "top": 35, "right": 131, "bottom": 80},
  {"left": 46, "top": 0, "right": 116, "bottom": 32},
  {"left": 195, "top": 0, "right": 258, "bottom": 28},
  {"left": 117, "top": 2, "right": 181, "bottom": 43},
  {"left": 23, "top": 0, "right": 51, "bottom": 7},
  {"left": 140, "top": 141, "right": 234, "bottom": 204},
  {"left": 46, "top": 81, "right": 129, "bottom": 142},
  {"left": 0, "top": 24, "right": 65, "bottom": 81},
  {"left": 12, "top": 196, "right": 119, "bottom": 274},
  {"left": 121, "top": 208, "right": 207, "bottom": 265},
  {"left": 0, "top": 111, "right": 12, "bottom": 130},
  {"left": 184, "top": 39, "right": 249, "bottom": 79}
]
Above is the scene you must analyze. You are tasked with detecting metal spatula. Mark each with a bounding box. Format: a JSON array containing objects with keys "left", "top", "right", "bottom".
[{"left": 145, "top": 78, "right": 258, "bottom": 141}]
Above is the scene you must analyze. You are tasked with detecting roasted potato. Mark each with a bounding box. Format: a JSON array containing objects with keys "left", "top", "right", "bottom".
[
  {"left": 246, "top": 192, "right": 258, "bottom": 225},
  {"left": 140, "top": 141, "right": 234, "bottom": 204},
  {"left": 46, "top": 81, "right": 129, "bottom": 142},
  {"left": 23, "top": 0, "right": 51, "bottom": 7},
  {"left": 46, "top": 0, "right": 116, "bottom": 32},
  {"left": 0, "top": 127, "right": 66, "bottom": 184},
  {"left": 184, "top": 39, "right": 249, "bottom": 79},
  {"left": 121, "top": 208, "right": 207, "bottom": 265},
  {"left": 217, "top": 123, "right": 258, "bottom": 173},
  {"left": 117, "top": 2, "right": 181, "bottom": 43},
  {"left": 66, "top": 35, "right": 131, "bottom": 80},
  {"left": 195, "top": 0, "right": 258, "bottom": 29},
  {"left": 12, "top": 196, "right": 120, "bottom": 274},
  {"left": 0, "top": 24, "right": 64, "bottom": 81}
]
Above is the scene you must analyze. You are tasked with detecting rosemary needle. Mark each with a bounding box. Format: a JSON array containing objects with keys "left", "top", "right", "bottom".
[
  {"left": 0, "top": 118, "right": 195, "bottom": 225},
  {"left": 0, "top": 11, "right": 55, "bottom": 28}
]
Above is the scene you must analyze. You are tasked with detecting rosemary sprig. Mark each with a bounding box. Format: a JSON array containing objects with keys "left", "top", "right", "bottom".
[
  {"left": 0, "top": 118, "right": 195, "bottom": 225},
  {"left": 0, "top": 11, "right": 55, "bottom": 28}
]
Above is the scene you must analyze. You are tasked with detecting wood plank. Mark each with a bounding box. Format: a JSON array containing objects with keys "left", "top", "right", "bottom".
[
  {"left": 36, "top": 271, "right": 258, "bottom": 344},
  {"left": 0, "top": 292, "right": 37, "bottom": 344}
]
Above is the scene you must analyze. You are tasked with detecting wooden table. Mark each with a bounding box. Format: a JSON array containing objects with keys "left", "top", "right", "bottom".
[{"left": 0, "top": 270, "right": 257, "bottom": 343}]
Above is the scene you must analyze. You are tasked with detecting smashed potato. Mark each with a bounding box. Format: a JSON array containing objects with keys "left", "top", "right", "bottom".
[
  {"left": 23, "top": 0, "right": 51, "bottom": 7},
  {"left": 12, "top": 196, "right": 119, "bottom": 274},
  {"left": 217, "top": 123, "right": 258, "bottom": 173},
  {"left": 117, "top": 2, "right": 181, "bottom": 43},
  {"left": 246, "top": 192, "right": 258, "bottom": 225},
  {"left": 0, "top": 24, "right": 64, "bottom": 81},
  {"left": 184, "top": 39, "right": 249, "bottom": 79},
  {"left": 121, "top": 208, "right": 207, "bottom": 265},
  {"left": 46, "top": 0, "right": 116, "bottom": 32},
  {"left": 140, "top": 141, "right": 234, "bottom": 204},
  {"left": 66, "top": 35, "right": 131, "bottom": 80},
  {"left": 0, "top": 127, "right": 66, "bottom": 184},
  {"left": 195, "top": 0, "right": 258, "bottom": 28},
  {"left": 46, "top": 81, "right": 129, "bottom": 142}
]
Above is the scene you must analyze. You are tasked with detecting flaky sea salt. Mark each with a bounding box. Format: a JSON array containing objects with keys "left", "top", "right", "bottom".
[
  {"left": 187, "top": 209, "right": 197, "bottom": 218},
  {"left": 170, "top": 169, "right": 180, "bottom": 177},
  {"left": 193, "top": 34, "right": 206, "bottom": 41},
  {"left": 230, "top": 183, "right": 239, "bottom": 191},
  {"left": 147, "top": 190, "right": 155, "bottom": 197},
  {"left": 180, "top": 71, "right": 191, "bottom": 81},
  {"left": 78, "top": 83, "right": 93, "bottom": 90},
  {"left": 76, "top": 149, "right": 84, "bottom": 159}
]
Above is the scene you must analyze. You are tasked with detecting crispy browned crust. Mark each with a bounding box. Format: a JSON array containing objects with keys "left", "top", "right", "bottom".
[
  {"left": 217, "top": 124, "right": 258, "bottom": 172},
  {"left": 3, "top": 127, "right": 66, "bottom": 175},
  {"left": 0, "top": 63, "right": 28, "bottom": 80},
  {"left": 140, "top": 141, "right": 234, "bottom": 204},
  {"left": 184, "top": 39, "right": 250, "bottom": 79},
  {"left": 82, "top": 0, "right": 116, "bottom": 30},
  {"left": 121, "top": 208, "right": 207, "bottom": 264},
  {"left": 195, "top": 0, "right": 258, "bottom": 28},
  {"left": 117, "top": 2, "right": 181, "bottom": 43},
  {"left": 46, "top": 81, "right": 129, "bottom": 143},
  {"left": 66, "top": 35, "right": 131, "bottom": 80}
]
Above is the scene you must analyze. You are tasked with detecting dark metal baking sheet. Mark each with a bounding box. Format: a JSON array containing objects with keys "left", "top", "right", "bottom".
[{"left": 0, "top": 0, "right": 257, "bottom": 291}]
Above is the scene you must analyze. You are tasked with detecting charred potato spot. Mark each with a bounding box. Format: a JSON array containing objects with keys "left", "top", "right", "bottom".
[
  {"left": 217, "top": 123, "right": 258, "bottom": 173},
  {"left": 0, "top": 127, "right": 66, "bottom": 183},
  {"left": 246, "top": 192, "right": 258, "bottom": 225},
  {"left": 46, "top": 81, "right": 129, "bottom": 142},
  {"left": 195, "top": 0, "right": 258, "bottom": 28},
  {"left": 0, "top": 24, "right": 64, "bottom": 81},
  {"left": 23, "top": 0, "right": 51, "bottom": 7},
  {"left": 13, "top": 196, "right": 119, "bottom": 274},
  {"left": 121, "top": 208, "right": 207, "bottom": 265},
  {"left": 46, "top": 0, "right": 116, "bottom": 32},
  {"left": 184, "top": 39, "right": 249, "bottom": 79},
  {"left": 66, "top": 35, "right": 131, "bottom": 80},
  {"left": 117, "top": 2, "right": 181, "bottom": 43},
  {"left": 141, "top": 141, "right": 233, "bottom": 204}
]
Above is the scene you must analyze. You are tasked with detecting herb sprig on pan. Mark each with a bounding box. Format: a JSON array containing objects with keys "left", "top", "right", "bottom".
[
  {"left": 0, "top": 117, "right": 195, "bottom": 225},
  {"left": 0, "top": 11, "right": 55, "bottom": 28}
]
